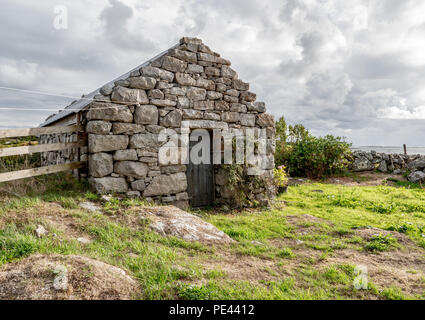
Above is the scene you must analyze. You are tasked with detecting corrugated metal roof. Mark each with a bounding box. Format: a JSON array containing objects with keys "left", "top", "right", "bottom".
[{"left": 40, "top": 43, "right": 179, "bottom": 127}]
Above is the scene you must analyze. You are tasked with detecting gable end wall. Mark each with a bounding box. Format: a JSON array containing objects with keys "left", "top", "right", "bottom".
[{"left": 42, "top": 37, "right": 276, "bottom": 207}]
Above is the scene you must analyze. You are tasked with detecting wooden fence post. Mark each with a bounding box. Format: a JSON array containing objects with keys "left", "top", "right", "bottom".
[{"left": 403, "top": 144, "right": 407, "bottom": 155}]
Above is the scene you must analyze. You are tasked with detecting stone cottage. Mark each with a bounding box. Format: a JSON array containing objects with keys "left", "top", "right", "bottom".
[{"left": 40, "top": 37, "right": 276, "bottom": 208}]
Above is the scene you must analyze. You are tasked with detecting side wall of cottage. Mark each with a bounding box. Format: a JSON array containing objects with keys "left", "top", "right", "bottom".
[{"left": 39, "top": 114, "right": 89, "bottom": 177}]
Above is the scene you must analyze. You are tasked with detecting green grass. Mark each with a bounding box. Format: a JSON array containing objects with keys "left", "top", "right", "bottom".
[
  {"left": 364, "top": 233, "right": 398, "bottom": 252},
  {"left": 274, "top": 183, "right": 425, "bottom": 245},
  {"left": 0, "top": 175, "right": 424, "bottom": 300},
  {"left": 386, "top": 178, "right": 423, "bottom": 189},
  {"left": 0, "top": 136, "right": 38, "bottom": 148},
  {"left": 335, "top": 171, "right": 375, "bottom": 183}
]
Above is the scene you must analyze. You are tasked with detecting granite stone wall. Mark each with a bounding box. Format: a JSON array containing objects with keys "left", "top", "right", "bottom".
[
  {"left": 351, "top": 150, "right": 425, "bottom": 183},
  {"left": 41, "top": 37, "right": 276, "bottom": 207}
]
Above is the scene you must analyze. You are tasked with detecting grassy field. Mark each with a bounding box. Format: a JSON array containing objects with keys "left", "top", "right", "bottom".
[
  {"left": 0, "top": 137, "right": 40, "bottom": 173},
  {"left": 0, "top": 174, "right": 424, "bottom": 300}
]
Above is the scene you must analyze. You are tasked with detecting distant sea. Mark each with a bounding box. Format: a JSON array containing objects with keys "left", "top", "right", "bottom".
[{"left": 351, "top": 146, "right": 425, "bottom": 155}]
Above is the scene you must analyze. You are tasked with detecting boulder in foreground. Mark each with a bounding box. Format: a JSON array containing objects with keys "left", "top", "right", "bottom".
[
  {"left": 140, "top": 206, "right": 234, "bottom": 243},
  {"left": 0, "top": 254, "right": 139, "bottom": 300}
]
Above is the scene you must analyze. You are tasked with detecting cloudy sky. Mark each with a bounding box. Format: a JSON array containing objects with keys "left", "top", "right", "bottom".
[{"left": 1, "top": 0, "right": 424, "bottom": 146}]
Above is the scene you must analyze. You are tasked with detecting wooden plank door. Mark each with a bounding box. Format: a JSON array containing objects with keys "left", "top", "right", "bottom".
[{"left": 187, "top": 130, "right": 214, "bottom": 207}]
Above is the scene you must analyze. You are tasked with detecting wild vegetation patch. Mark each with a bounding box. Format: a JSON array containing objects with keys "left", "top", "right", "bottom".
[{"left": 0, "top": 175, "right": 424, "bottom": 299}]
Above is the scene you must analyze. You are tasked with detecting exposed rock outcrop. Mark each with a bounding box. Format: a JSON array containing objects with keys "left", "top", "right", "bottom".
[
  {"left": 0, "top": 254, "right": 139, "bottom": 300},
  {"left": 140, "top": 206, "right": 234, "bottom": 243}
]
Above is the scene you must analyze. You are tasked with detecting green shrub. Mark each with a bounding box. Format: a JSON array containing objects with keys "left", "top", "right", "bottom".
[
  {"left": 287, "top": 135, "right": 351, "bottom": 178},
  {"left": 274, "top": 117, "right": 352, "bottom": 179}
]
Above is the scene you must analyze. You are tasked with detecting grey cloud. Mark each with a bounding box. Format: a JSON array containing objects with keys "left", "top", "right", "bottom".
[
  {"left": 347, "top": 53, "right": 411, "bottom": 80},
  {"left": 99, "top": 0, "right": 157, "bottom": 51},
  {"left": 0, "top": 1, "right": 106, "bottom": 72},
  {"left": 0, "top": 0, "right": 424, "bottom": 147}
]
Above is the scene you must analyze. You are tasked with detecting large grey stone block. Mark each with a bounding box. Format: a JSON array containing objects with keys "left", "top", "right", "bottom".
[
  {"left": 197, "top": 52, "right": 217, "bottom": 63},
  {"left": 187, "top": 87, "right": 206, "bottom": 101},
  {"left": 221, "top": 65, "right": 237, "bottom": 79},
  {"left": 205, "top": 67, "right": 220, "bottom": 76},
  {"left": 131, "top": 179, "right": 146, "bottom": 191},
  {"left": 143, "top": 172, "right": 188, "bottom": 197},
  {"left": 112, "top": 123, "right": 145, "bottom": 135},
  {"left": 88, "top": 134, "right": 129, "bottom": 153},
  {"left": 247, "top": 102, "right": 266, "bottom": 113},
  {"left": 196, "top": 78, "right": 215, "bottom": 90},
  {"left": 232, "top": 79, "right": 249, "bottom": 91},
  {"left": 113, "top": 149, "right": 138, "bottom": 161},
  {"left": 89, "top": 153, "right": 113, "bottom": 178},
  {"left": 408, "top": 171, "right": 425, "bottom": 183},
  {"left": 183, "top": 109, "right": 204, "bottom": 119},
  {"left": 162, "top": 56, "right": 187, "bottom": 73},
  {"left": 140, "top": 66, "right": 174, "bottom": 82},
  {"left": 207, "top": 91, "right": 223, "bottom": 100},
  {"left": 90, "top": 177, "right": 128, "bottom": 193},
  {"left": 222, "top": 112, "right": 239, "bottom": 123},
  {"left": 177, "top": 96, "right": 190, "bottom": 109},
  {"left": 86, "top": 121, "right": 112, "bottom": 135},
  {"left": 181, "top": 120, "right": 228, "bottom": 130},
  {"left": 194, "top": 101, "right": 214, "bottom": 111},
  {"left": 230, "top": 103, "right": 247, "bottom": 113},
  {"left": 240, "top": 114, "right": 256, "bottom": 127},
  {"left": 129, "top": 133, "right": 167, "bottom": 151},
  {"left": 111, "top": 86, "right": 149, "bottom": 104},
  {"left": 160, "top": 110, "right": 182, "bottom": 128},
  {"left": 215, "top": 101, "right": 230, "bottom": 111},
  {"left": 256, "top": 113, "right": 274, "bottom": 128},
  {"left": 175, "top": 73, "right": 197, "bottom": 86},
  {"left": 240, "top": 91, "right": 256, "bottom": 102},
  {"left": 148, "top": 89, "right": 165, "bottom": 99},
  {"left": 150, "top": 99, "right": 177, "bottom": 108},
  {"left": 170, "top": 87, "right": 187, "bottom": 96},
  {"left": 87, "top": 103, "right": 133, "bottom": 122},
  {"left": 128, "top": 77, "right": 157, "bottom": 90},
  {"left": 187, "top": 64, "right": 204, "bottom": 74},
  {"left": 134, "top": 105, "right": 158, "bottom": 125},
  {"left": 204, "top": 112, "right": 221, "bottom": 121},
  {"left": 169, "top": 49, "right": 197, "bottom": 64},
  {"left": 407, "top": 159, "right": 425, "bottom": 171},
  {"left": 114, "top": 161, "right": 148, "bottom": 179}
]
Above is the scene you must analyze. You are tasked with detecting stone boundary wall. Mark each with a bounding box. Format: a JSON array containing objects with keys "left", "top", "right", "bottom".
[
  {"left": 41, "top": 37, "right": 276, "bottom": 207},
  {"left": 351, "top": 150, "right": 425, "bottom": 183}
]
